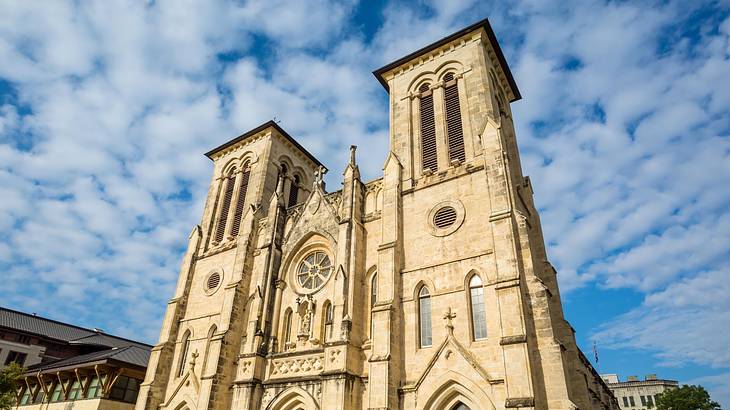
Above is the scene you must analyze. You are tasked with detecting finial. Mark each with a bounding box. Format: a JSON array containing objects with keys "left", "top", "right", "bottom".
[
  {"left": 443, "top": 307, "right": 456, "bottom": 335},
  {"left": 314, "top": 166, "right": 327, "bottom": 188},
  {"left": 349, "top": 145, "right": 357, "bottom": 166}
]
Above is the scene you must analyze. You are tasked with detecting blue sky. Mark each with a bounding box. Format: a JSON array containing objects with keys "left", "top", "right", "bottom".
[{"left": 1, "top": 0, "right": 729, "bottom": 405}]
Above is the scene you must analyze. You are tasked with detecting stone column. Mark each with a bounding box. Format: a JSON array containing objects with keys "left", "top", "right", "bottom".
[
  {"left": 368, "top": 152, "right": 402, "bottom": 409},
  {"left": 268, "top": 279, "right": 287, "bottom": 352},
  {"left": 432, "top": 84, "right": 449, "bottom": 171}
]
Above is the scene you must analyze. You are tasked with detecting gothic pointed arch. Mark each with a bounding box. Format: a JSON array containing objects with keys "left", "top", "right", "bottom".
[
  {"left": 201, "top": 325, "right": 217, "bottom": 375},
  {"left": 368, "top": 268, "right": 378, "bottom": 339},
  {"left": 466, "top": 272, "right": 487, "bottom": 340},
  {"left": 321, "top": 299, "right": 333, "bottom": 341},
  {"left": 281, "top": 307, "right": 293, "bottom": 349},
  {"left": 174, "top": 402, "right": 192, "bottom": 410},
  {"left": 177, "top": 329, "right": 192, "bottom": 378},
  {"left": 417, "top": 284, "right": 433, "bottom": 348},
  {"left": 419, "top": 372, "right": 497, "bottom": 410},
  {"left": 280, "top": 231, "right": 337, "bottom": 294},
  {"left": 265, "top": 386, "right": 319, "bottom": 410}
]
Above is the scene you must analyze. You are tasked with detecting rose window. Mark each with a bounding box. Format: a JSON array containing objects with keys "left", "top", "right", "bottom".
[{"left": 297, "top": 251, "right": 332, "bottom": 289}]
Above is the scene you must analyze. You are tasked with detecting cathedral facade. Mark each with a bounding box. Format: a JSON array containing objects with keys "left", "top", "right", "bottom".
[{"left": 135, "top": 18, "right": 618, "bottom": 410}]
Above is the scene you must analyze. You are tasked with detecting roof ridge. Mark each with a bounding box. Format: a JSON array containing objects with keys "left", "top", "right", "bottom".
[
  {"left": 0, "top": 306, "right": 152, "bottom": 347},
  {"left": 1, "top": 306, "right": 96, "bottom": 335}
]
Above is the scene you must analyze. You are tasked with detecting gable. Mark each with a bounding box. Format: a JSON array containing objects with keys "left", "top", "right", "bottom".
[
  {"left": 403, "top": 332, "right": 499, "bottom": 410},
  {"left": 282, "top": 184, "right": 341, "bottom": 258}
]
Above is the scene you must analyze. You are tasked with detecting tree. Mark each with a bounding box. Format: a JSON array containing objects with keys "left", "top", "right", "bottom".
[
  {"left": 0, "top": 363, "right": 23, "bottom": 410},
  {"left": 655, "top": 384, "right": 721, "bottom": 410}
]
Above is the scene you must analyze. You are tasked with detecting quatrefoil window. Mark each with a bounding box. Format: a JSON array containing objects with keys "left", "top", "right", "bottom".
[{"left": 296, "top": 251, "right": 332, "bottom": 290}]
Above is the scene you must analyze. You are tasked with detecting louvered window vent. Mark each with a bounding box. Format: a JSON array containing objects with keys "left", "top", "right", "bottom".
[
  {"left": 433, "top": 206, "right": 457, "bottom": 229},
  {"left": 207, "top": 272, "right": 221, "bottom": 291},
  {"left": 419, "top": 83, "right": 438, "bottom": 172}
]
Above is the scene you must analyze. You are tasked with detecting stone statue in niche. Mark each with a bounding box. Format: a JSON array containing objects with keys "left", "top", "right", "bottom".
[{"left": 297, "top": 296, "right": 315, "bottom": 341}]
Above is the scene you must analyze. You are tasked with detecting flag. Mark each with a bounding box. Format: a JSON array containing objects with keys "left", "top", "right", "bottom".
[{"left": 593, "top": 340, "right": 599, "bottom": 365}]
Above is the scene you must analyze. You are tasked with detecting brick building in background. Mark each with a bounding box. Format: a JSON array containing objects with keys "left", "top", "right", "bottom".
[{"left": 1, "top": 307, "right": 151, "bottom": 409}]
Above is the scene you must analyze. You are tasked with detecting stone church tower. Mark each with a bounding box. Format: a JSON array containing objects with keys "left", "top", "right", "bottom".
[{"left": 136, "top": 18, "right": 619, "bottom": 410}]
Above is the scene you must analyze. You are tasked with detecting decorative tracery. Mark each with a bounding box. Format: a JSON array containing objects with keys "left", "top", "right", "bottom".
[{"left": 296, "top": 251, "right": 332, "bottom": 290}]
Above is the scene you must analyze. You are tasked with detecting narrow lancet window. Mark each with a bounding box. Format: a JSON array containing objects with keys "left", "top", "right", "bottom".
[
  {"left": 283, "top": 309, "right": 293, "bottom": 347},
  {"left": 419, "top": 83, "right": 438, "bottom": 172},
  {"left": 323, "top": 301, "right": 333, "bottom": 340},
  {"left": 370, "top": 273, "right": 378, "bottom": 338},
  {"left": 444, "top": 73, "right": 465, "bottom": 163},
  {"left": 214, "top": 169, "right": 236, "bottom": 242},
  {"left": 178, "top": 331, "right": 190, "bottom": 377},
  {"left": 469, "top": 275, "right": 487, "bottom": 340},
  {"left": 418, "top": 287, "right": 432, "bottom": 347},
  {"left": 288, "top": 175, "right": 300, "bottom": 207},
  {"left": 230, "top": 164, "right": 251, "bottom": 237}
]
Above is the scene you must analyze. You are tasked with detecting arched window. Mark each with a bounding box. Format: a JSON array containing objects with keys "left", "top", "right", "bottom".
[
  {"left": 418, "top": 286, "right": 432, "bottom": 348},
  {"left": 177, "top": 331, "right": 191, "bottom": 377},
  {"left": 443, "top": 72, "right": 465, "bottom": 163},
  {"left": 230, "top": 163, "right": 251, "bottom": 237},
  {"left": 283, "top": 309, "right": 293, "bottom": 348},
  {"left": 370, "top": 273, "right": 378, "bottom": 338},
  {"left": 452, "top": 403, "right": 471, "bottom": 410},
  {"left": 201, "top": 325, "right": 217, "bottom": 375},
  {"left": 323, "top": 301, "right": 333, "bottom": 341},
  {"left": 469, "top": 275, "right": 487, "bottom": 340},
  {"left": 419, "top": 83, "right": 438, "bottom": 172},
  {"left": 214, "top": 169, "right": 236, "bottom": 242},
  {"left": 288, "top": 175, "right": 300, "bottom": 207}
]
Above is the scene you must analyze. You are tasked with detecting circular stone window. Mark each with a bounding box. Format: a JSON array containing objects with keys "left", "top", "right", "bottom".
[
  {"left": 296, "top": 251, "right": 332, "bottom": 290},
  {"left": 204, "top": 270, "right": 223, "bottom": 295},
  {"left": 433, "top": 206, "right": 457, "bottom": 228},
  {"left": 428, "top": 200, "right": 466, "bottom": 237}
]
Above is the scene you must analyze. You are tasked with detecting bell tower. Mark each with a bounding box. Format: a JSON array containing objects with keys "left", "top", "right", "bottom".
[
  {"left": 135, "top": 121, "right": 323, "bottom": 410},
  {"left": 373, "top": 19, "right": 521, "bottom": 192},
  {"left": 370, "top": 18, "right": 614, "bottom": 410}
]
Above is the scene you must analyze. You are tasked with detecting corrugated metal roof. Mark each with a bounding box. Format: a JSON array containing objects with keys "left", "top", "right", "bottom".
[
  {"left": 25, "top": 345, "right": 151, "bottom": 373},
  {"left": 0, "top": 307, "right": 150, "bottom": 349},
  {"left": 70, "top": 333, "right": 149, "bottom": 349},
  {"left": 0, "top": 307, "right": 94, "bottom": 342}
]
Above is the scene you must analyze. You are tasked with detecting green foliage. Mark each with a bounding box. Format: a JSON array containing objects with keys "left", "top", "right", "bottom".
[
  {"left": 0, "top": 363, "right": 24, "bottom": 410},
  {"left": 655, "top": 385, "right": 721, "bottom": 410}
]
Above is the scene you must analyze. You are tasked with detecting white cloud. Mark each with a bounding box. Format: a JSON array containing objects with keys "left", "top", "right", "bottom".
[
  {"left": 0, "top": 2, "right": 728, "bottom": 401},
  {"left": 595, "top": 268, "right": 730, "bottom": 368}
]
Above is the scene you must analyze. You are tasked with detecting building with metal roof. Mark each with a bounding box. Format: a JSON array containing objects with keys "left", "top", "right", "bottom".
[{"left": 1, "top": 307, "right": 150, "bottom": 410}]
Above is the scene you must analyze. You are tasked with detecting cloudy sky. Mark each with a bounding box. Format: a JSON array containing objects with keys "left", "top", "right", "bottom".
[{"left": 1, "top": 0, "right": 729, "bottom": 405}]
